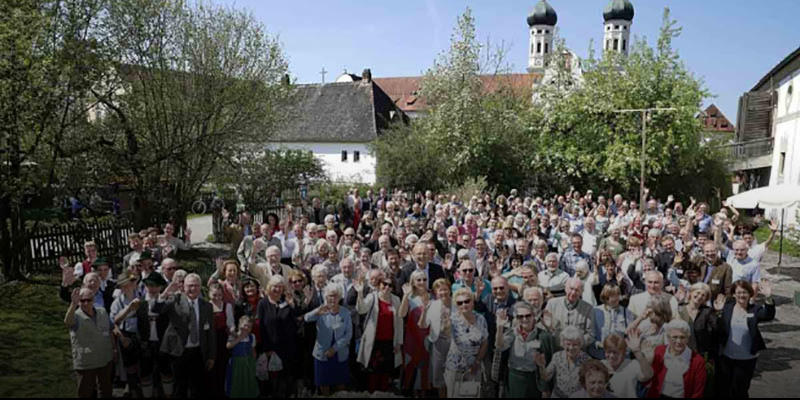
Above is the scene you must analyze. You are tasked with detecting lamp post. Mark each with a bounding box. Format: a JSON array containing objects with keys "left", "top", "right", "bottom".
[{"left": 612, "top": 107, "right": 677, "bottom": 211}]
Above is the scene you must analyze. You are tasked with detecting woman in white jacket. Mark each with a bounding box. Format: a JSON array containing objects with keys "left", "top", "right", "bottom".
[{"left": 355, "top": 273, "right": 403, "bottom": 393}]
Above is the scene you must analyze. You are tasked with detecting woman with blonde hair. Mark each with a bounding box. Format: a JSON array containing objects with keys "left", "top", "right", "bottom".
[
  {"left": 419, "top": 278, "right": 453, "bottom": 398},
  {"left": 444, "top": 287, "right": 488, "bottom": 398},
  {"left": 399, "top": 269, "right": 431, "bottom": 395}
]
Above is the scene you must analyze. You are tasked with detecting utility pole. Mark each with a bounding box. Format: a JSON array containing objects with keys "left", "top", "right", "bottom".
[{"left": 613, "top": 107, "right": 677, "bottom": 211}]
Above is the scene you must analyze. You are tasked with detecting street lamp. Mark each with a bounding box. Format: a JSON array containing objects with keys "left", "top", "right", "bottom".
[{"left": 612, "top": 107, "right": 677, "bottom": 211}]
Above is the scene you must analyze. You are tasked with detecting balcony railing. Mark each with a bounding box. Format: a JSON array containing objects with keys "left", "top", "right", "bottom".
[{"left": 719, "top": 137, "right": 774, "bottom": 159}]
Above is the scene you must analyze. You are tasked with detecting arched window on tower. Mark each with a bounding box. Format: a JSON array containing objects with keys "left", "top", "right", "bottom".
[
  {"left": 614, "top": 39, "right": 619, "bottom": 51},
  {"left": 622, "top": 40, "right": 626, "bottom": 51},
  {"left": 606, "top": 39, "right": 611, "bottom": 51},
  {"left": 537, "top": 42, "right": 542, "bottom": 54},
  {"left": 545, "top": 43, "right": 549, "bottom": 54}
]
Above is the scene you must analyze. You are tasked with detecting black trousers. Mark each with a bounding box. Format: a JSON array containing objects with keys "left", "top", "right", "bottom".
[
  {"left": 716, "top": 355, "right": 757, "bottom": 398},
  {"left": 173, "top": 347, "right": 207, "bottom": 398}
]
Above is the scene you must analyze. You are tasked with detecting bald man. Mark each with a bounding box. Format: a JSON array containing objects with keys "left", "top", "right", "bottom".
[{"left": 628, "top": 270, "right": 680, "bottom": 318}]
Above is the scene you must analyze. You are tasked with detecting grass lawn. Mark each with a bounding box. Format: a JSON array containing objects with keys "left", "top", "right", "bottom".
[
  {"left": 0, "top": 247, "right": 223, "bottom": 397},
  {"left": 187, "top": 213, "right": 207, "bottom": 221},
  {"left": 0, "top": 281, "right": 75, "bottom": 397},
  {"left": 755, "top": 226, "right": 800, "bottom": 258}
]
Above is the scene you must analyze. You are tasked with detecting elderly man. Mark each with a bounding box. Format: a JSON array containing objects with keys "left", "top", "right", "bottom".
[
  {"left": 65, "top": 287, "right": 116, "bottom": 398},
  {"left": 723, "top": 239, "right": 762, "bottom": 296},
  {"left": 581, "top": 217, "right": 600, "bottom": 257},
  {"left": 539, "top": 253, "right": 570, "bottom": 297},
  {"left": 249, "top": 245, "right": 293, "bottom": 289},
  {"left": 628, "top": 270, "right": 680, "bottom": 318},
  {"left": 559, "top": 234, "right": 594, "bottom": 276},
  {"left": 152, "top": 273, "right": 216, "bottom": 398},
  {"left": 401, "top": 242, "right": 446, "bottom": 290},
  {"left": 370, "top": 234, "right": 392, "bottom": 270},
  {"left": 237, "top": 224, "right": 263, "bottom": 269},
  {"left": 331, "top": 258, "right": 360, "bottom": 307},
  {"left": 697, "top": 243, "right": 733, "bottom": 300},
  {"left": 261, "top": 223, "right": 283, "bottom": 254},
  {"left": 543, "top": 277, "right": 594, "bottom": 348},
  {"left": 123, "top": 233, "right": 144, "bottom": 273}
]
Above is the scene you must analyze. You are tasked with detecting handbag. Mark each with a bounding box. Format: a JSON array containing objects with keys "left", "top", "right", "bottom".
[{"left": 454, "top": 371, "right": 481, "bottom": 398}]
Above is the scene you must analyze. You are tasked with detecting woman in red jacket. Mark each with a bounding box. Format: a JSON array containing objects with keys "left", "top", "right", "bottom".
[{"left": 645, "top": 319, "right": 706, "bottom": 398}]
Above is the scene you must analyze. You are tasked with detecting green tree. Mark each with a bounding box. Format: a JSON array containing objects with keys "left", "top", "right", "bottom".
[
  {"left": 0, "top": 0, "right": 112, "bottom": 280},
  {"left": 92, "top": 0, "right": 292, "bottom": 230},
  {"left": 215, "top": 148, "right": 327, "bottom": 210}
]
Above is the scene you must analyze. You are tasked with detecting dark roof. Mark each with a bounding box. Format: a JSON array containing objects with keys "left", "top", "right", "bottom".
[
  {"left": 272, "top": 81, "right": 406, "bottom": 143},
  {"left": 528, "top": 0, "right": 557, "bottom": 26},
  {"left": 751, "top": 45, "right": 800, "bottom": 92},
  {"left": 603, "top": 0, "right": 634, "bottom": 22}
]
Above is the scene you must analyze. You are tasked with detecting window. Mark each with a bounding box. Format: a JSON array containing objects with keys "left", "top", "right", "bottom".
[
  {"left": 622, "top": 39, "right": 626, "bottom": 51},
  {"left": 779, "top": 152, "right": 787, "bottom": 177},
  {"left": 544, "top": 43, "right": 549, "bottom": 54},
  {"left": 341, "top": 150, "right": 348, "bottom": 162},
  {"left": 615, "top": 25, "right": 620, "bottom": 30},
  {"left": 354, "top": 151, "right": 360, "bottom": 163},
  {"left": 537, "top": 42, "right": 542, "bottom": 54},
  {"left": 545, "top": 30, "right": 549, "bottom": 34},
  {"left": 614, "top": 39, "right": 619, "bottom": 51},
  {"left": 606, "top": 39, "right": 611, "bottom": 50}
]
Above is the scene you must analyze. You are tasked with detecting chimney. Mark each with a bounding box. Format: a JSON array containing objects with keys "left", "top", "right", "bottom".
[
  {"left": 362, "top": 68, "right": 372, "bottom": 83},
  {"left": 281, "top": 74, "right": 290, "bottom": 86}
]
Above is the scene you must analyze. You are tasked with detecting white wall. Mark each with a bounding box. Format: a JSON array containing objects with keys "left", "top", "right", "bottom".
[
  {"left": 767, "top": 70, "right": 800, "bottom": 223},
  {"left": 269, "top": 142, "right": 377, "bottom": 184}
]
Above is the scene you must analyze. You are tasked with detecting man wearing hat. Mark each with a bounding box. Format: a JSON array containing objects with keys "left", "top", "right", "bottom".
[
  {"left": 135, "top": 273, "right": 174, "bottom": 398},
  {"left": 59, "top": 257, "right": 117, "bottom": 313},
  {"left": 110, "top": 272, "right": 143, "bottom": 397}
]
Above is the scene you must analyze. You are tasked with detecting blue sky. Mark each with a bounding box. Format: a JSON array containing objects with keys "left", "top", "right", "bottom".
[{"left": 217, "top": 0, "right": 800, "bottom": 123}]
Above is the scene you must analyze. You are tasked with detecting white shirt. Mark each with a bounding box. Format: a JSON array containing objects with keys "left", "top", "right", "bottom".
[
  {"left": 748, "top": 243, "right": 766, "bottom": 262},
  {"left": 538, "top": 269, "right": 569, "bottom": 292},
  {"left": 662, "top": 346, "right": 691, "bottom": 398},
  {"left": 604, "top": 358, "right": 644, "bottom": 399},
  {"left": 185, "top": 298, "right": 200, "bottom": 348},
  {"left": 628, "top": 291, "right": 679, "bottom": 319},
  {"left": 276, "top": 231, "right": 296, "bottom": 259}
]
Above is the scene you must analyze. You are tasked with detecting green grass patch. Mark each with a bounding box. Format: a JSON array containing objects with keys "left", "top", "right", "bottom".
[
  {"left": 187, "top": 213, "right": 208, "bottom": 221},
  {"left": 0, "top": 282, "right": 76, "bottom": 397},
  {"left": 755, "top": 226, "right": 800, "bottom": 258}
]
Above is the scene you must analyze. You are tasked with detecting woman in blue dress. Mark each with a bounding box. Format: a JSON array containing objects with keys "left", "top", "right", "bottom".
[{"left": 304, "top": 284, "right": 353, "bottom": 396}]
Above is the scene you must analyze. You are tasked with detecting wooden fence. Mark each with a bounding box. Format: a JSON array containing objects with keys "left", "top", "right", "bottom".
[{"left": 27, "top": 220, "right": 136, "bottom": 273}]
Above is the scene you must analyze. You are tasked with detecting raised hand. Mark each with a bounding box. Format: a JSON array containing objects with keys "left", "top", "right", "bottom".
[
  {"left": 318, "top": 304, "right": 330, "bottom": 315},
  {"left": 769, "top": 219, "right": 779, "bottom": 232},
  {"left": 676, "top": 285, "right": 688, "bottom": 304},
  {"left": 70, "top": 287, "right": 81, "bottom": 306},
  {"left": 496, "top": 309, "right": 508, "bottom": 328},
  {"left": 163, "top": 280, "right": 181, "bottom": 297},
  {"left": 541, "top": 310, "right": 554, "bottom": 331},
  {"left": 61, "top": 259, "right": 77, "bottom": 287},
  {"left": 402, "top": 283, "right": 412, "bottom": 297},
  {"left": 760, "top": 279, "right": 773, "bottom": 298},
  {"left": 626, "top": 328, "right": 642, "bottom": 352},
  {"left": 129, "top": 298, "right": 142, "bottom": 312},
  {"left": 713, "top": 294, "right": 726, "bottom": 311},
  {"left": 475, "top": 279, "right": 486, "bottom": 296},
  {"left": 353, "top": 277, "right": 365, "bottom": 294}
]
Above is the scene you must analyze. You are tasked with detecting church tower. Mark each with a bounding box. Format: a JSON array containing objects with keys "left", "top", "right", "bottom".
[
  {"left": 527, "top": 0, "right": 557, "bottom": 73},
  {"left": 603, "top": 0, "right": 634, "bottom": 55}
]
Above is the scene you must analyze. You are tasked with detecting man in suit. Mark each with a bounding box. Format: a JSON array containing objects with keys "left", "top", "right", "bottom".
[
  {"left": 152, "top": 273, "right": 216, "bottom": 398},
  {"left": 698, "top": 243, "right": 734, "bottom": 301},
  {"left": 401, "top": 242, "right": 446, "bottom": 290}
]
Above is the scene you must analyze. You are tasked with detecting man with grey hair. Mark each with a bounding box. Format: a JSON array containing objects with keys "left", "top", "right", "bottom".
[
  {"left": 65, "top": 286, "right": 115, "bottom": 398},
  {"left": 248, "top": 245, "right": 292, "bottom": 289},
  {"left": 401, "top": 242, "right": 445, "bottom": 290},
  {"left": 628, "top": 270, "right": 680, "bottom": 318},
  {"left": 370, "top": 234, "right": 392, "bottom": 270},
  {"left": 237, "top": 224, "right": 263, "bottom": 268},
  {"left": 543, "top": 277, "right": 594, "bottom": 348}
]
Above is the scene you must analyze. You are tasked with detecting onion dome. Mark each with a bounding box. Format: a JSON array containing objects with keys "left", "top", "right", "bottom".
[
  {"left": 527, "top": 0, "right": 557, "bottom": 27},
  {"left": 603, "top": 0, "right": 634, "bottom": 22}
]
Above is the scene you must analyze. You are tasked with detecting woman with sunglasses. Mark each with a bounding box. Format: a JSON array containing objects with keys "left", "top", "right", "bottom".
[
  {"left": 399, "top": 270, "right": 432, "bottom": 396},
  {"left": 355, "top": 272, "right": 403, "bottom": 393},
  {"left": 444, "top": 287, "right": 489, "bottom": 398},
  {"left": 495, "top": 302, "right": 557, "bottom": 398}
]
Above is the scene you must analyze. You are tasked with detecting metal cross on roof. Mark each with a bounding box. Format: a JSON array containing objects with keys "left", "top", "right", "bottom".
[{"left": 320, "top": 67, "right": 328, "bottom": 84}]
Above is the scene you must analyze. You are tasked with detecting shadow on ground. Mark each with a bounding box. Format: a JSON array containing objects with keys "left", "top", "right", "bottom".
[{"left": 754, "top": 346, "right": 800, "bottom": 375}]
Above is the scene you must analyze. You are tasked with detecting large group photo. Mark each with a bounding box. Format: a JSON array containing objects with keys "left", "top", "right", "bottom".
[{"left": 3, "top": 0, "right": 800, "bottom": 398}]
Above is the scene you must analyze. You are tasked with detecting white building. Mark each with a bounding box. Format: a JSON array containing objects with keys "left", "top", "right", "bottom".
[
  {"left": 271, "top": 69, "right": 407, "bottom": 184},
  {"left": 730, "top": 46, "right": 800, "bottom": 221}
]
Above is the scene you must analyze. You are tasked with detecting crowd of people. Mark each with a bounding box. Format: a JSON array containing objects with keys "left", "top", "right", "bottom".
[{"left": 60, "top": 186, "right": 781, "bottom": 398}]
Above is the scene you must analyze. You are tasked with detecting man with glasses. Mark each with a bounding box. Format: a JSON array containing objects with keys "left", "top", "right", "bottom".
[
  {"left": 65, "top": 287, "right": 116, "bottom": 398},
  {"left": 543, "top": 277, "right": 594, "bottom": 349},
  {"left": 401, "top": 242, "right": 446, "bottom": 290},
  {"left": 559, "top": 234, "right": 594, "bottom": 277},
  {"left": 476, "top": 276, "right": 518, "bottom": 395},
  {"left": 698, "top": 243, "right": 733, "bottom": 301},
  {"left": 723, "top": 239, "right": 762, "bottom": 297},
  {"left": 451, "top": 260, "right": 491, "bottom": 303}
]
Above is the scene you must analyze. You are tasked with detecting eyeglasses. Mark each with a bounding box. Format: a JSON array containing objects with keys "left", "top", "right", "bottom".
[
  {"left": 460, "top": 269, "right": 475, "bottom": 273},
  {"left": 456, "top": 300, "right": 472, "bottom": 306},
  {"left": 516, "top": 314, "right": 533, "bottom": 320},
  {"left": 290, "top": 280, "right": 304, "bottom": 284},
  {"left": 492, "top": 287, "right": 506, "bottom": 291},
  {"left": 380, "top": 281, "right": 392, "bottom": 287},
  {"left": 668, "top": 336, "right": 689, "bottom": 342},
  {"left": 79, "top": 299, "right": 92, "bottom": 303},
  {"left": 345, "top": 234, "right": 354, "bottom": 237}
]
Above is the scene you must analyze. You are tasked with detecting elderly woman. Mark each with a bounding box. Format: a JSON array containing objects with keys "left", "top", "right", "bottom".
[
  {"left": 627, "top": 293, "right": 672, "bottom": 363},
  {"left": 419, "top": 278, "right": 454, "bottom": 398},
  {"left": 355, "top": 272, "right": 403, "bottom": 393},
  {"left": 715, "top": 279, "right": 775, "bottom": 398},
  {"left": 208, "top": 259, "right": 243, "bottom": 304},
  {"left": 601, "top": 332, "right": 653, "bottom": 398},
  {"left": 496, "top": 302, "right": 557, "bottom": 398},
  {"left": 257, "top": 275, "right": 302, "bottom": 397},
  {"left": 644, "top": 319, "right": 706, "bottom": 398},
  {"left": 305, "top": 284, "right": 353, "bottom": 396},
  {"left": 678, "top": 282, "right": 720, "bottom": 359},
  {"left": 535, "top": 325, "right": 592, "bottom": 398},
  {"left": 444, "top": 287, "right": 489, "bottom": 398},
  {"left": 569, "top": 360, "right": 615, "bottom": 398},
  {"left": 589, "top": 284, "right": 636, "bottom": 359},
  {"left": 538, "top": 253, "right": 570, "bottom": 298},
  {"left": 399, "top": 269, "right": 432, "bottom": 394}
]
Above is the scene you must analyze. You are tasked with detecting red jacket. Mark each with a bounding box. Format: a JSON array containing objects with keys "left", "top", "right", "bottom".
[{"left": 646, "top": 345, "right": 706, "bottom": 398}]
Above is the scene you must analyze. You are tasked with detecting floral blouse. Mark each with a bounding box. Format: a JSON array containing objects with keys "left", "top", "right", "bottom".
[
  {"left": 445, "top": 311, "right": 488, "bottom": 373},
  {"left": 545, "top": 350, "right": 592, "bottom": 398}
]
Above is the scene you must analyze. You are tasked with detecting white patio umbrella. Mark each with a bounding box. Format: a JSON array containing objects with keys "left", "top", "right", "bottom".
[{"left": 727, "top": 184, "right": 800, "bottom": 272}]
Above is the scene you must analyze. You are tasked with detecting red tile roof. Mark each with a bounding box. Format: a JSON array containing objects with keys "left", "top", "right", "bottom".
[
  {"left": 698, "top": 104, "right": 735, "bottom": 132},
  {"left": 374, "top": 73, "right": 541, "bottom": 113}
]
